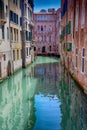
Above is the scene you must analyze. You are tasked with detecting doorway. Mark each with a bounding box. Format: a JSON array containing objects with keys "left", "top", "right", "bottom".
[{"left": 42, "top": 46, "right": 45, "bottom": 53}]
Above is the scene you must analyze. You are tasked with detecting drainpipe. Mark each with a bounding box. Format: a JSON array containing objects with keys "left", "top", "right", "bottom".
[{"left": 8, "top": 0, "right": 14, "bottom": 74}]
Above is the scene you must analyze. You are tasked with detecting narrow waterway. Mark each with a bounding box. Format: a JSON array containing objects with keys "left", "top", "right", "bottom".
[{"left": 0, "top": 56, "right": 87, "bottom": 130}]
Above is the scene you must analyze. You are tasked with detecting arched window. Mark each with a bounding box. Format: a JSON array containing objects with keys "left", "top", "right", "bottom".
[{"left": 41, "top": 26, "right": 43, "bottom": 31}]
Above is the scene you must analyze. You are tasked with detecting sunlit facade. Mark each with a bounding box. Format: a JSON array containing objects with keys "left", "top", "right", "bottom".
[
  {"left": 0, "top": 0, "right": 12, "bottom": 78},
  {"left": 10, "top": 0, "right": 22, "bottom": 72},
  {"left": 21, "top": 0, "right": 34, "bottom": 67},
  {"left": 0, "top": 0, "right": 34, "bottom": 79}
]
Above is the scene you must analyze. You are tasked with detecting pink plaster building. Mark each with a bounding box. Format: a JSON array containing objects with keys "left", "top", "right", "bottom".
[{"left": 33, "top": 8, "right": 61, "bottom": 56}]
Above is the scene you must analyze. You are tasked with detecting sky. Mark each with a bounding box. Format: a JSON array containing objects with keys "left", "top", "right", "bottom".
[{"left": 34, "top": 0, "right": 61, "bottom": 12}]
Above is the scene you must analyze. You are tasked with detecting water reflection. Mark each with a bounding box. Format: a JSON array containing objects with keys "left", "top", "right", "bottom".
[
  {"left": 0, "top": 56, "right": 87, "bottom": 130},
  {"left": 32, "top": 62, "right": 62, "bottom": 130},
  {"left": 0, "top": 67, "right": 36, "bottom": 130},
  {"left": 60, "top": 67, "right": 87, "bottom": 130}
]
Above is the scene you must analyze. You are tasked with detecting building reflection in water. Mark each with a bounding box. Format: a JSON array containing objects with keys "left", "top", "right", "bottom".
[
  {"left": 0, "top": 56, "right": 87, "bottom": 130},
  {"left": 0, "top": 67, "right": 36, "bottom": 130},
  {"left": 32, "top": 62, "right": 62, "bottom": 130},
  {"left": 60, "top": 66, "right": 87, "bottom": 130}
]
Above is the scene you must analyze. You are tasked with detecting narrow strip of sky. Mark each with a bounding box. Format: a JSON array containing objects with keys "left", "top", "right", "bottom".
[{"left": 34, "top": 0, "right": 61, "bottom": 12}]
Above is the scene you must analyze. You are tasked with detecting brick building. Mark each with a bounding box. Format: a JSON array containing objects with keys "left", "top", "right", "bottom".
[
  {"left": 61, "top": 0, "right": 87, "bottom": 93},
  {"left": 33, "top": 8, "right": 61, "bottom": 56}
]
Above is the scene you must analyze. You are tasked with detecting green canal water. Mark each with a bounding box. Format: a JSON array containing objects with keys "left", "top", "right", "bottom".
[{"left": 0, "top": 56, "right": 87, "bottom": 130}]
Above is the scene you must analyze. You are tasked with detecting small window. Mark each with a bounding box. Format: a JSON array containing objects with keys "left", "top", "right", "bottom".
[
  {"left": 41, "top": 26, "right": 43, "bottom": 31},
  {"left": 6, "top": 5, "right": 8, "bottom": 17},
  {"left": 82, "top": 48, "right": 85, "bottom": 57},
  {"left": 82, "top": 48, "right": 85, "bottom": 73},
  {"left": 17, "top": 50, "right": 19, "bottom": 60},
  {"left": 2, "top": 25, "right": 4, "bottom": 39},
  {"left": 3, "top": 54, "right": 6, "bottom": 61},
  {"left": 76, "top": 48, "right": 78, "bottom": 67},
  {"left": 26, "top": 48, "right": 28, "bottom": 56},
  {"left": 7, "top": 27, "right": 9, "bottom": 39},
  {"left": 49, "top": 46, "right": 51, "bottom": 51},
  {"left": 13, "top": 50, "right": 15, "bottom": 61}
]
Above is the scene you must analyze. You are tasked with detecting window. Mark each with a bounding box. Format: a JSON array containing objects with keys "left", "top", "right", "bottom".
[
  {"left": 13, "top": 0, "right": 18, "bottom": 6},
  {"left": 49, "top": 46, "right": 51, "bottom": 51},
  {"left": 17, "top": 30, "right": 18, "bottom": 41},
  {"left": 3, "top": 54, "right": 6, "bottom": 61},
  {"left": 6, "top": 5, "right": 8, "bottom": 17},
  {"left": 13, "top": 50, "right": 15, "bottom": 61},
  {"left": 2, "top": 25, "right": 4, "bottom": 39},
  {"left": 7, "top": 27, "right": 9, "bottom": 39},
  {"left": 10, "top": 27, "right": 13, "bottom": 41},
  {"left": 29, "top": 32, "right": 32, "bottom": 41},
  {"left": 17, "top": 50, "right": 19, "bottom": 60},
  {"left": 41, "top": 36, "right": 43, "bottom": 42},
  {"left": 13, "top": 0, "right": 15, "bottom": 4},
  {"left": 75, "top": 1, "right": 79, "bottom": 31},
  {"left": 81, "top": 0, "right": 85, "bottom": 28},
  {"left": 14, "top": 29, "right": 16, "bottom": 41},
  {"left": 26, "top": 48, "right": 28, "bottom": 56},
  {"left": 10, "top": 10, "right": 13, "bottom": 21},
  {"left": 29, "top": 47, "right": 30, "bottom": 55},
  {"left": 41, "top": 26, "right": 43, "bottom": 31},
  {"left": 76, "top": 48, "right": 78, "bottom": 67},
  {"left": 10, "top": 10, "right": 18, "bottom": 24},
  {"left": 26, "top": 31, "right": 29, "bottom": 41},
  {"left": 82, "top": 48, "right": 85, "bottom": 73},
  {"left": 16, "top": 0, "right": 18, "bottom": 6}
]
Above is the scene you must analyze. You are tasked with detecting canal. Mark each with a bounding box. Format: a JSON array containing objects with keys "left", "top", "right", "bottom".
[{"left": 0, "top": 56, "right": 87, "bottom": 130}]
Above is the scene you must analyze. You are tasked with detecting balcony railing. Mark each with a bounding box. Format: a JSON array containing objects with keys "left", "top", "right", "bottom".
[
  {"left": 0, "top": 12, "right": 7, "bottom": 25},
  {"left": 0, "top": 0, "right": 7, "bottom": 25},
  {"left": 29, "top": 19, "right": 34, "bottom": 26}
]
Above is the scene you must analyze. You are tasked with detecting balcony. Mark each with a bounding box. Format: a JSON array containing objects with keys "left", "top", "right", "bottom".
[
  {"left": 29, "top": 19, "right": 34, "bottom": 26},
  {"left": 0, "top": 1, "right": 7, "bottom": 25},
  {"left": 0, "top": 12, "right": 7, "bottom": 25},
  {"left": 30, "top": 39, "right": 35, "bottom": 47}
]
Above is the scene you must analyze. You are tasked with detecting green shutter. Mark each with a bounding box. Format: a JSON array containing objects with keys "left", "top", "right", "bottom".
[{"left": 66, "top": 42, "right": 72, "bottom": 51}]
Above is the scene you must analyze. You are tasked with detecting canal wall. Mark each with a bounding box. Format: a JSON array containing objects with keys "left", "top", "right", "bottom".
[{"left": 61, "top": 61, "right": 87, "bottom": 95}]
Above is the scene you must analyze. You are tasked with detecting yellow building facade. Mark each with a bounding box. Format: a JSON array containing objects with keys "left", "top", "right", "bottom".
[
  {"left": 0, "top": 0, "right": 22, "bottom": 79},
  {"left": 10, "top": 0, "right": 22, "bottom": 71}
]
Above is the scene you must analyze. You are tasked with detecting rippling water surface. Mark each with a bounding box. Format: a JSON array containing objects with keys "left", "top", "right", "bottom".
[{"left": 0, "top": 56, "right": 87, "bottom": 130}]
